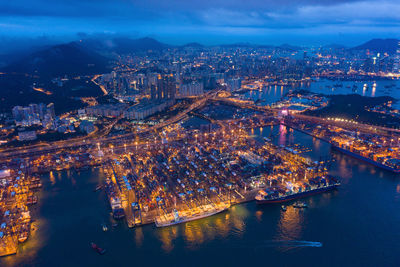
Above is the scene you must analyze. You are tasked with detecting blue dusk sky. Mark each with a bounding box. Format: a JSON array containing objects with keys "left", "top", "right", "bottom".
[{"left": 1, "top": 0, "right": 400, "bottom": 46}]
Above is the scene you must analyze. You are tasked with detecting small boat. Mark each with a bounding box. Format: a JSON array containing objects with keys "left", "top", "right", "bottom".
[
  {"left": 281, "top": 205, "right": 287, "bottom": 211},
  {"left": 102, "top": 224, "right": 108, "bottom": 232},
  {"left": 90, "top": 242, "right": 106, "bottom": 255},
  {"left": 94, "top": 185, "right": 103, "bottom": 192},
  {"left": 293, "top": 202, "right": 308, "bottom": 209}
]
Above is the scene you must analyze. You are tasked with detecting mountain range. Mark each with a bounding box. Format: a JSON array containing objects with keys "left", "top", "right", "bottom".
[
  {"left": 1, "top": 37, "right": 399, "bottom": 78},
  {"left": 351, "top": 38, "right": 399, "bottom": 54},
  {"left": 3, "top": 42, "right": 110, "bottom": 77}
]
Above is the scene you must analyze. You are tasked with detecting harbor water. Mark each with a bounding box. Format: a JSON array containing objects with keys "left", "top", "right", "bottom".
[
  {"left": 241, "top": 78, "right": 400, "bottom": 108},
  {"left": 1, "top": 125, "right": 400, "bottom": 266}
]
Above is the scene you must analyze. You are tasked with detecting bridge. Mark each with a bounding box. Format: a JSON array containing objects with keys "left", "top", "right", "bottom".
[
  {"left": 0, "top": 92, "right": 215, "bottom": 161},
  {"left": 2, "top": 91, "right": 397, "bottom": 162}
]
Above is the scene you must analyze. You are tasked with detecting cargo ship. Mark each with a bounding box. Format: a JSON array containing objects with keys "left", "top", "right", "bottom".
[
  {"left": 105, "top": 178, "right": 125, "bottom": 219},
  {"left": 331, "top": 144, "right": 400, "bottom": 173},
  {"left": 256, "top": 176, "right": 340, "bottom": 204},
  {"left": 155, "top": 203, "right": 229, "bottom": 227}
]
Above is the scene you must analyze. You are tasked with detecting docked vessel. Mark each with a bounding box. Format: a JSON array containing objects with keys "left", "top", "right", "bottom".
[
  {"left": 29, "top": 182, "right": 42, "bottom": 190},
  {"left": 331, "top": 144, "right": 400, "bottom": 173},
  {"left": 155, "top": 203, "right": 229, "bottom": 227},
  {"left": 256, "top": 176, "right": 340, "bottom": 204},
  {"left": 105, "top": 178, "right": 125, "bottom": 219},
  {"left": 27, "top": 195, "right": 38, "bottom": 205}
]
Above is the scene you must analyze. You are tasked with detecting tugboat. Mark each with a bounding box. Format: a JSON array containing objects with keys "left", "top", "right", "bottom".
[
  {"left": 293, "top": 202, "right": 308, "bottom": 208},
  {"left": 90, "top": 242, "right": 106, "bottom": 255},
  {"left": 102, "top": 224, "right": 108, "bottom": 232}
]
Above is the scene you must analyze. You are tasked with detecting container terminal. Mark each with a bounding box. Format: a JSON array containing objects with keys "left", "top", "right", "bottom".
[
  {"left": 0, "top": 168, "right": 41, "bottom": 257},
  {"left": 0, "top": 101, "right": 346, "bottom": 255},
  {"left": 283, "top": 114, "right": 400, "bottom": 172},
  {"left": 98, "top": 117, "right": 334, "bottom": 228}
]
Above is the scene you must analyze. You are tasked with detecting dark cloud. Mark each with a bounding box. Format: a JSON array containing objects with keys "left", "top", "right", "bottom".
[{"left": 0, "top": 0, "right": 399, "bottom": 45}]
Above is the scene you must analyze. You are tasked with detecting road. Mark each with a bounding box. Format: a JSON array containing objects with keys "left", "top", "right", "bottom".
[
  {"left": 8, "top": 91, "right": 394, "bottom": 161},
  {"left": 291, "top": 113, "right": 400, "bottom": 137},
  {"left": 0, "top": 92, "right": 214, "bottom": 161}
]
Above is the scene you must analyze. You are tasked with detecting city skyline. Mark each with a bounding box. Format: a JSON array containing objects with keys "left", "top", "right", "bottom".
[{"left": 1, "top": 1, "right": 400, "bottom": 265}]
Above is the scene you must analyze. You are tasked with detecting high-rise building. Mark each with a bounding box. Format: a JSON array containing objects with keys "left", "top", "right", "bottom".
[
  {"left": 150, "top": 84, "right": 157, "bottom": 100},
  {"left": 13, "top": 103, "right": 55, "bottom": 126},
  {"left": 47, "top": 103, "right": 55, "bottom": 119},
  {"left": 178, "top": 81, "right": 204, "bottom": 97},
  {"left": 226, "top": 78, "right": 242, "bottom": 92},
  {"left": 156, "top": 75, "right": 176, "bottom": 100},
  {"left": 38, "top": 103, "right": 47, "bottom": 120},
  {"left": 393, "top": 41, "right": 400, "bottom": 74},
  {"left": 12, "top": 106, "right": 24, "bottom": 122}
]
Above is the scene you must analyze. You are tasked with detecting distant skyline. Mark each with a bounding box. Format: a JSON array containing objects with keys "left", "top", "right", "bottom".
[{"left": 1, "top": 0, "right": 400, "bottom": 46}]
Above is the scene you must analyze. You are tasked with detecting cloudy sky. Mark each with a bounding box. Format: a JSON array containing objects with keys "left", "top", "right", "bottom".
[{"left": 1, "top": 0, "right": 400, "bottom": 45}]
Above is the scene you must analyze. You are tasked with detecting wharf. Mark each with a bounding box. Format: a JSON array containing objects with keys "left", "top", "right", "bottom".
[
  {"left": 0, "top": 236, "right": 18, "bottom": 257},
  {"left": 284, "top": 122, "right": 400, "bottom": 173},
  {"left": 127, "top": 189, "right": 256, "bottom": 228},
  {"left": 123, "top": 204, "right": 136, "bottom": 228}
]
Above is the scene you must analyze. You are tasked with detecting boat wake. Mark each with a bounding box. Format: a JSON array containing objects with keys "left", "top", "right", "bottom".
[{"left": 261, "top": 240, "right": 322, "bottom": 248}]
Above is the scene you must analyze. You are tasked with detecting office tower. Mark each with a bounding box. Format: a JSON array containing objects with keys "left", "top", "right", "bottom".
[
  {"left": 226, "top": 78, "right": 242, "bottom": 91},
  {"left": 393, "top": 41, "right": 400, "bottom": 73},
  {"left": 47, "top": 103, "right": 55, "bottom": 119},
  {"left": 150, "top": 84, "right": 157, "bottom": 100},
  {"left": 12, "top": 106, "right": 24, "bottom": 122}
]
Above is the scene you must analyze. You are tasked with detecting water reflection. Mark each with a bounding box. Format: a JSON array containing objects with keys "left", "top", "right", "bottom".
[
  {"left": 2, "top": 217, "right": 48, "bottom": 267},
  {"left": 49, "top": 171, "right": 55, "bottom": 185},
  {"left": 278, "top": 124, "right": 287, "bottom": 145},
  {"left": 313, "top": 138, "right": 321, "bottom": 150},
  {"left": 241, "top": 79, "right": 400, "bottom": 109},
  {"left": 134, "top": 227, "right": 144, "bottom": 247},
  {"left": 156, "top": 206, "right": 249, "bottom": 252},
  {"left": 276, "top": 206, "right": 304, "bottom": 241},
  {"left": 157, "top": 226, "right": 178, "bottom": 252},
  {"left": 255, "top": 210, "right": 263, "bottom": 222}
]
